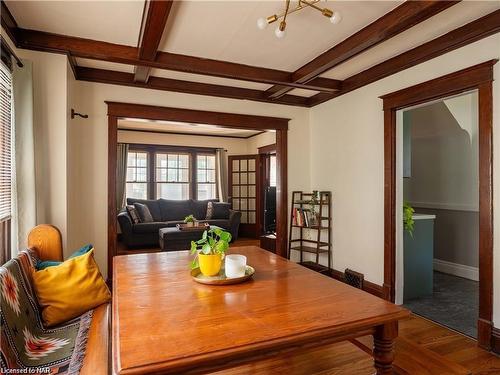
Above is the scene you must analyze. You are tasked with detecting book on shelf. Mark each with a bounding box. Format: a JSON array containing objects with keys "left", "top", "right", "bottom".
[{"left": 293, "top": 208, "right": 314, "bottom": 228}]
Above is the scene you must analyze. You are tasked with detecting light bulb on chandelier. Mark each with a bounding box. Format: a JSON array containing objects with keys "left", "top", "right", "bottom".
[{"left": 256, "top": 0, "right": 342, "bottom": 39}]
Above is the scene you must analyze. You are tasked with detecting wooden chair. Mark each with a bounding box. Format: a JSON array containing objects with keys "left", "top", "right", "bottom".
[{"left": 27, "top": 225, "right": 110, "bottom": 375}]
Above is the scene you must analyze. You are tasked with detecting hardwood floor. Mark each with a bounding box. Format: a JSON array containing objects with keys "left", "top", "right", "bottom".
[{"left": 215, "top": 315, "right": 500, "bottom": 375}]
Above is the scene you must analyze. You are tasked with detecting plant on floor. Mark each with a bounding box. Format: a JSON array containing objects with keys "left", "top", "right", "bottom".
[
  {"left": 403, "top": 201, "right": 415, "bottom": 237},
  {"left": 190, "top": 228, "right": 232, "bottom": 275}
]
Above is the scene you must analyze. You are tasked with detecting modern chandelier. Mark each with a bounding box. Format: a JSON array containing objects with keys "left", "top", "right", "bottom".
[{"left": 257, "top": 0, "right": 342, "bottom": 39}]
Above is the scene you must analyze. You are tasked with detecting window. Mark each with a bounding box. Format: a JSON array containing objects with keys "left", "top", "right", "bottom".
[
  {"left": 269, "top": 154, "right": 277, "bottom": 187},
  {"left": 0, "top": 61, "right": 12, "bottom": 263},
  {"left": 126, "top": 151, "right": 148, "bottom": 199},
  {"left": 125, "top": 146, "right": 218, "bottom": 201},
  {"left": 156, "top": 153, "right": 190, "bottom": 200},
  {"left": 0, "top": 62, "right": 12, "bottom": 223},
  {"left": 196, "top": 154, "right": 216, "bottom": 200}
]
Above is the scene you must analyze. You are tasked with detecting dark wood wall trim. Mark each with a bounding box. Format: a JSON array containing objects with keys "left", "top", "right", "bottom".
[
  {"left": 491, "top": 327, "right": 500, "bottom": 355},
  {"left": 258, "top": 143, "right": 277, "bottom": 155},
  {"left": 106, "top": 102, "right": 289, "bottom": 130},
  {"left": 108, "top": 103, "right": 289, "bottom": 277},
  {"left": 330, "top": 269, "right": 384, "bottom": 299},
  {"left": 381, "top": 60, "right": 497, "bottom": 350},
  {"left": 309, "top": 9, "right": 500, "bottom": 107}
]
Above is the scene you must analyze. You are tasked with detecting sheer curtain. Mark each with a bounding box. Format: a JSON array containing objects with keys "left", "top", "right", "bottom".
[
  {"left": 216, "top": 148, "right": 228, "bottom": 202},
  {"left": 11, "top": 60, "right": 36, "bottom": 255},
  {"left": 116, "top": 143, "right": 129, "bottom": 210}
]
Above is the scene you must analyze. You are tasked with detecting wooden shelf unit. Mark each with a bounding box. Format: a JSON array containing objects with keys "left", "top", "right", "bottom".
[{"left": 288, "top": 191, "right": 332, "bottom": 274}]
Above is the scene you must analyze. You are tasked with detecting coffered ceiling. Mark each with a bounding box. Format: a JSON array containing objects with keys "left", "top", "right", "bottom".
[{"left": 2, "top": 0, "right": 500, "bottom": 106}]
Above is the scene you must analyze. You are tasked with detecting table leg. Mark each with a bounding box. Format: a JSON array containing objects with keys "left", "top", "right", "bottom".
[{"left": 373, "top": 321, "right": 398, "bottom": 375}]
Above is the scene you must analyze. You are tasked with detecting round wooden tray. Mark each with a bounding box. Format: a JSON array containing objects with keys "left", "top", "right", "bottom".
[{"left": 191, "top": 265, "right": 255, "bottom": 285}]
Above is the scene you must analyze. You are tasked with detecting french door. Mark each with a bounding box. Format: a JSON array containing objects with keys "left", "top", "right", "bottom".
[{"left": 229, "top": 155, "right": 261, "bottom": 238}]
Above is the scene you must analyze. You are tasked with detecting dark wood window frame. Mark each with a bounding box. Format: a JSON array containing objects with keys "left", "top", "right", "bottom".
[
  {"left": 381, "top": 60, "right": 497, "bottom": 350},
  {"left": 107, "top": 102, "right": 289, "bottom": 280},
  {"left": 126, "top": 144, "right": 216, "bottom": 201}
]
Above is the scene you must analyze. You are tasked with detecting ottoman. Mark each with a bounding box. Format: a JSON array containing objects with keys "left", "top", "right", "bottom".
[{"left": 159, "top": 226, "right": 221, "bottom": 252}]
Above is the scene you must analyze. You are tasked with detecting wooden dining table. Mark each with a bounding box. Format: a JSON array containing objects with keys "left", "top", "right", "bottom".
[{"left": 112, "top": 246, "right": 409, "bottom": 375}]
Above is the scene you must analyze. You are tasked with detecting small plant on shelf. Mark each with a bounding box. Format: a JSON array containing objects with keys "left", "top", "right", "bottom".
[
  {"left": 184, "top": 214, "right": 196, "bottom": 227},
  {"left": 403, "top": 201, "right": 415, "bottom": 237},
  {"left": 308, "top": 191, "right": 320, "bottom": 226},
  {"left": 190, "top": 228, "right": 232, "bottom": 276}
]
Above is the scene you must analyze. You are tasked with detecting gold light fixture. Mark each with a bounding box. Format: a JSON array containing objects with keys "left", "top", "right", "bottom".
[{"left": 257, "top": 0, "right": 342, "bottom": 39}]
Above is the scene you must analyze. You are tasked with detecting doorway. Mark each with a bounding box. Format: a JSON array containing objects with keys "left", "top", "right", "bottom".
[
  {"left": 106, "top": 102, "right": 289, "bottom": 280},
  {"left": 382, "top": 60, "right": 495, "bottom": 349},
  {"left": 398, "top": 91, "right": 479, "bottom": 338}
]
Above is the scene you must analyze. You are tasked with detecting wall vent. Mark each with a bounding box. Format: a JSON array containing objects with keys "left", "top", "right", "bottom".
[{"left": 344, "top": 269, "right": 364, "bottom": 290}]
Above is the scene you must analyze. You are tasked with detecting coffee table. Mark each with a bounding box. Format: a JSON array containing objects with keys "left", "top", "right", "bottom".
[
  {"left": 112, "top": 246, "right": 409, "bottom": 374},
  {"left": 159, "top": 225, "right": 220, "bottom": 251}
]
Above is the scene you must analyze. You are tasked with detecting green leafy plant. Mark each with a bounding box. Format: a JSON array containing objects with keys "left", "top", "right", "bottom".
[
  {"left": 184, "top": 214, "right": 196, "bottom": 223},
  {"left": 403, "top": 201, "right": 415, "bottom": 237},
  {"left": 190, "top": 228, "right": 232, "bottom": 269},
  {"left": 308, "top": 190, "right": 320, "bottom": 223}
]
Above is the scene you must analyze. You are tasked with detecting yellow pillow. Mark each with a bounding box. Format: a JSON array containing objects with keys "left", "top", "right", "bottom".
[{"left": 33, "top": 249, "right": 111, "bottom": 327}]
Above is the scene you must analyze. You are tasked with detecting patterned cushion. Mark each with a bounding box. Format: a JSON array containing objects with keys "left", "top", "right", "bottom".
[
  {"left": 126, "top": 205, "right": 141, "bottom": 224},
  {"left": 134, "top": 203, "right": 154, "bottom": 223},
  {"left": 206, "top": 202, "right": 231, "bottom": 220},
  {"left": 1, "top": 249, "right": 92, "bottom": 374}
]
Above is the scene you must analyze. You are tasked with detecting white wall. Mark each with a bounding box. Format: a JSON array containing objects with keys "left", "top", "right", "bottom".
[
  {"left": 309, "top": 33, "right": 500, "bottom": 324},
  {"left": 247, "top": 131, "right": 276, "bottom": 153}
]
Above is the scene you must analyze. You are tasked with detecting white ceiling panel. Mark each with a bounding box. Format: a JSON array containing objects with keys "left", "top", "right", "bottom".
[
  {"left": 6, "top": 0, "right": 145, "bottom": 46},
  {"left": 150, "top": 68, "right": 272, "bottom": 90},
  {"left": 118, "top": 119, "right": 264, "bottom": 138},
  {"left": 76, "top": 58, "right": 135, "bottom": 73},
  {"left": 321, "top": 1, "right": 500, "bottom": 80},
  {"left": 287, "top": 88, "right": 318, "bottom": 97},
  {"left": 159, "top": 1, "right": 402, "bottom": 71}
]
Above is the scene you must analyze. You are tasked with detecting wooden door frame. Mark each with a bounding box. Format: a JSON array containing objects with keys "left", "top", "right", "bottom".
[
  {"left": 258, "top": 143, "right": 277, "bottom": 235},
  {"left": 381, "top": 60, "right": 497, "bottom": 350},
  {"left": 106, "top": 102, "right": 289, "bottom": 280}
]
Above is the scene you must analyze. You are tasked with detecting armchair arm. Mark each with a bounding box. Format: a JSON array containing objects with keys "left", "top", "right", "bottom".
[{"left": 117, "top": 211, "right": 134, "bottom": 233}]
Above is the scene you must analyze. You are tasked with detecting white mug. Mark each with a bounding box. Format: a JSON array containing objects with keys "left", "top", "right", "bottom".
[{"left": 225, "top": 254, "right": 247, "bottom": 278}]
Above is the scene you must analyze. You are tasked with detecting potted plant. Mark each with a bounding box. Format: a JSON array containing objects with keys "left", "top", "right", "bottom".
[
  {"left": 308, "top": 190, "right": 320, "bottom": 226},
  {"left": 190, "top": 228, "right": 232, "bottom": 276},
  {"left": 184, "top": 214, "right": 196, "bottom": 227},
  {"left": 403, "top": 201, "right": 415, "bottom": 237}
]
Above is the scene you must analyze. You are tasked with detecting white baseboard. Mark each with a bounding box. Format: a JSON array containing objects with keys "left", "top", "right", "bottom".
[{"left": 433, "top": 259, "right": 479, "bottom": 281}]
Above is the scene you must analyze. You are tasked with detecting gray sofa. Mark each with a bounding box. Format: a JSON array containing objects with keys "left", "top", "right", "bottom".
[{"left": 118, "top": 198, "right": 241, "bottom": 248}]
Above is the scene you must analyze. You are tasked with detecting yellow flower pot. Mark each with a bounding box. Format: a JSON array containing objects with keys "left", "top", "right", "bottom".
[{"left": 198, "top": 253, "right": 222, "bottom": 276}]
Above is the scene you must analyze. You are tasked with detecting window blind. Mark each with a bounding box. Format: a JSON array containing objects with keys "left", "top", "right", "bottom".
[{"left": 0, "top": 62, "right": 12, "bottom": 222}]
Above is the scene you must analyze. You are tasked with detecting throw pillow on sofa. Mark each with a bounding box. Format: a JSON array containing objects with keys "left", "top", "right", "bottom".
[
  {"left": 134, "top": 203, "right": 154, "bottom": 222},
  {"left": 206, "top": 202, "right": 231, "bottom": 220},
  {"left": 36, "top": 243, "right": 93, "bottom": 270},
  {"left": 32, "top": 249, "right": 111, "bottom": 327},
  {"left": 126, "top": 205, "right": 141, "bottom": 224}
]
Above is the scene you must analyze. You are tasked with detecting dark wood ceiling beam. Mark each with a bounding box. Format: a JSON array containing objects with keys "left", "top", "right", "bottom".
[
  {"left": 266, "top": 0, "right": 460, "bottom": 99},
  {"left": 76, "top": 66, "right": 309, "bottom": 107},
  {"left": 15, "top": 28, "right": 341, "bottom": 92},
  {"left": 307, "top": 9, "right": 500, "bottom": 107},
  {"left": 1, "top": 0, "right": 19, "bottom": 44},
  {"left": 134, "top": 0, "right": 173, "bottom": 83}
]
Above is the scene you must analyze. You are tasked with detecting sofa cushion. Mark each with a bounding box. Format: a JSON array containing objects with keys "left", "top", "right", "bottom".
[
  {"left": 191, "top": 199, "right": 218, "bottom": 221},
  {"left": 32, "top": 250, "right": 111, "bottom": 327},
  {"left": 127, "top": 198, "right": 162, "bottom": 221},
  {"left": 37, "top": 244, "right": 93, "bottom": 270},
  {"left": 159, "top": 199, "right": 193, "bottom": 221},
  {"left": 134, "top": 203, "right": 154, "bottom": 223},
  {"left": 126, "top": 205, "right": 141, "bottom": 224},
  {"left": 206, "top": 202, "right": 231, "bottom": 220}
]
